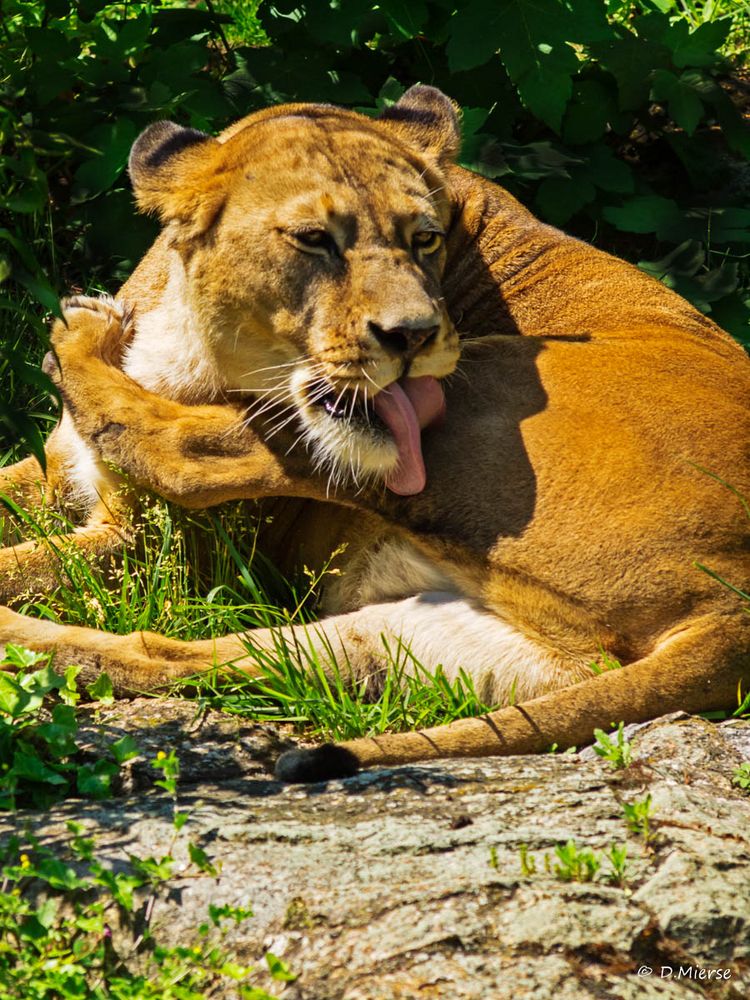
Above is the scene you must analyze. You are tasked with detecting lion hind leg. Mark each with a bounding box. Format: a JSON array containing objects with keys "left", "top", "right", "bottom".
[
  {"left": 0, "top": 456, "right": 50, "bottom": 543},
  {"left": 275, "top": 610, "right": 750, "bottom": 781},
  {"left": 0, "top": 496, "right": 133, "bottom": 605}
]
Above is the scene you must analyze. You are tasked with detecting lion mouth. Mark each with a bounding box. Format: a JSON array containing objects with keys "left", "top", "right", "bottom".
[
  {"left": 311, "top": 376, "right": 446, "bottom": 495},
  {"left": 315, "top": 388, "right": 376, "bottom": 425}
]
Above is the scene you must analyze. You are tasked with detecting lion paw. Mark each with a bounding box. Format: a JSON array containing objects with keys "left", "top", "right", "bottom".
[{"left": 51, "top": 294, "right": 135, "bottom": 368}]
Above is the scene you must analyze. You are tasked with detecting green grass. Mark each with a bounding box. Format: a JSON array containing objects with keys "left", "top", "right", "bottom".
[
  {"left": 3, "top": 496, "right": 309, "bottom": 638},
  {"left": 178, "top": 639, "right": 496, "bottom": 742},
  {"left": 1, "top": 491, "right": 497, "bottom": 741}
]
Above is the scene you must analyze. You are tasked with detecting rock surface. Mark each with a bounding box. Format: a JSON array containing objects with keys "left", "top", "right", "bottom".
[{"left": 3, "top": 700, "right": 750, "bottom": 999}]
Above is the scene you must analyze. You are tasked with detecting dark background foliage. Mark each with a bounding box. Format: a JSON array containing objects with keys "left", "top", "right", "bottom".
[{"left": 1, "top": 0, "right": 748, "bottom": 464}]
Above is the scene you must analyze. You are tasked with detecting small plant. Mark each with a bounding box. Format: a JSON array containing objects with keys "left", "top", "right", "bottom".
[
  {"left": 488, "top": 845, "right": 499, "bottom": 870},
  {"left": 622, "top": 794, "right": 654, "bottom": 844},
  {"left": 605, "top": 843, "right": 629, "bottom": 886},
  {"left": 549, "top": 840, "right": 602, "bottom": 883},
  {"left": 0, "top": 645, "right": 137, "bottom": 810},
  {"left": 732, "top": 762, "right": 750, "bottom": 791},
  {"left": 592, "top": 721, "right": 633, "bottom": 770},
  {"left": 518, "top": 840, "right": 630, "bottom": 885},
  {"left": 589, "top": 651, "right": 624, "bottom": 676},
  {"left": 0, "top": 828, "right": 284, "bottom": 999},
  {"left": 518, "top": 843, "right": 537, "bottom": 876}
]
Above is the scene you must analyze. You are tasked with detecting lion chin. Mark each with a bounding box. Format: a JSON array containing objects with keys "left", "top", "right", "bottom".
[{"left": 289, "top": 365, "right": 452, "bottom": 496}]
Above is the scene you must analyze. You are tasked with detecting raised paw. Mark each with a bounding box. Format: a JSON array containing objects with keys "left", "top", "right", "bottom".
[{"left": 50, "top": 294, "right": 135, "bottom": 372}]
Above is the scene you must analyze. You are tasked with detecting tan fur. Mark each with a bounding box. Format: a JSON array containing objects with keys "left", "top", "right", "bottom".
[{"left": 1, "top": 87, "right": 748, "bottom": 771}]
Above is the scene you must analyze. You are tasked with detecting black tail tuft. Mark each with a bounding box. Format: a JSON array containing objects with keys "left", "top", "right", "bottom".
[{"left": 274, "top": 744, "right": 360, "bottom": 783}]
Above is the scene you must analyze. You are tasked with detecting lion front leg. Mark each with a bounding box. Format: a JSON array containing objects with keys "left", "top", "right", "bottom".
[
  {"left": 0, "top": 497, "right": 133, "bottom": 605},
  {"left": 0, "top": 309, "right": 140, "bottom": 603},
  {"left": 3, "top": 592, "right": 591, "bottom": 713},
  {"left": 0, "top": 456, "right": 48, "bottom": 528},
  {"left": 50, "top": 296, "right": 337, "bottom": 509}
]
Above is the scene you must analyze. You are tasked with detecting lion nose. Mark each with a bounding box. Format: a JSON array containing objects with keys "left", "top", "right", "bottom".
[{"left": 368, "top": 320, "right": 439, "bottom": 356}]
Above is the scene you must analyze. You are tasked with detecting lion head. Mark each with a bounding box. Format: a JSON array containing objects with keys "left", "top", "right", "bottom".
[{"left": 126, "top": 87, "right": 462, "bottom": 494}]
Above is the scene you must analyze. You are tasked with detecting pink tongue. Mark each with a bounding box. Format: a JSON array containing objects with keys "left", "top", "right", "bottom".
[{"left": 373, "top": 376, "right": 446, "bottom": 496}]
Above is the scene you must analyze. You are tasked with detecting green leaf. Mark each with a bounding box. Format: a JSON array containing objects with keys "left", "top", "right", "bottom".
[
  {"left": 496, "top": 141, "right": 583, "bottom": 180},
  {"left": 711, "top": 293, "right": 750, "bottom": 348},
  {"left": 60, "top": 664, "right": 82, "bottom": 707},
  {"left": 638, "top": 240, "right": 705, "bottom": 280},
  {"left": 35, "top": 896, "right": 59, "bottom": 930},
  {"left": 266, "top": 951, "right": 297, "bottom": 982},
  {"left": 581, "top": 145, "right": 633, "bottom": 194},
  {"left": 25, "top": 26, "right": 78, "bottom": 60},
  {"left": 590, "top": 33, "right": 670, "bottom": 110},
  {"left": 692, "top": 260, "right": 739, "bottom": 303},
  {"left": 667, "top": 19, "right": 730, "bottom": 69},
  {"left": 505, "top": 39, "right": 577, "bottom": 132},
  {"left": 12, "top": 749, "right": 68, "bottom": 785},
  {"left": 602, "top": 195, "right": 681, "bottom": 236},
  {"left": 380, "top": 0, "right": 429, "bottom": 39},
  {"left": 188, "top": 841, "right": 218, "bottom": 875},
  {"left": 562, "top": 80, "right": 616, "bottom": 145},
  {"left": 461, "top": 107, "right": 492, "bottom": 142},
  {"left": 129, "top": 852, "right": 174, "bottom": 883},
  {"left": 86, "top": 673, "right": 114, "bottom": 705},
  {"left": 35, "top": 704, "right": 79, "bottom": 758},
  {"left": 173, "top": 810, "right": 190, "bottom": 831},
  {"left": 652, "top": 70, "right": 704, "bottom": 136},
  {"left": 20, "top": 663, "right": 69, "bottom": 700},
  {"left": 507, "top": 1, "right": 612, "bottom": 129},
  {"left": 447, "top": 3, "right": 503, "bottom": 72},
  {"left": 297, "top": 0, "right": 373, "bottom": 47},
  {"left": 0, "top": 674, "right": 31, "bottom": 717},
  {"left": 72, "top": 119, "right": 138, "bottom": 203},
  {"left": 535, "top": 174, "right": 596, "bottom": 225},
  {"left": 110, "top": 733, "right": 139, "bottom": 764},
  {"left": 450, "top": 0, "right": 579, "bottom": 128},
  {"left": 3, "top": 645, "right": 48, "bottom": 670},
  {"left": 77, "top": 759, "right": 118, "bottom": 799},
  {"left": 35, "top": 854, "right": 89, "bottom": 891}
]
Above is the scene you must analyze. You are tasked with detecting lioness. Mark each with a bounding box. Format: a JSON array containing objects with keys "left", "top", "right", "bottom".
[{"left": 1, "top": 86, "right": 748, "bottom": 783}]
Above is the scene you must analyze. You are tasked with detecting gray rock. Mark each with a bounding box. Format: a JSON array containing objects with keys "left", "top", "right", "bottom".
[{"left": 3, "top": 701, "right": 750, "bottom": 999}]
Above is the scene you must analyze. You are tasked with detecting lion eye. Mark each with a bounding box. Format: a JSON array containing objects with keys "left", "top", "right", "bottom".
[
  {"left": 412, "top": 230, "right": 444, "bottom": 254},
  {"left": 292, "top": 230, "right": 337, "bottom": 254}
]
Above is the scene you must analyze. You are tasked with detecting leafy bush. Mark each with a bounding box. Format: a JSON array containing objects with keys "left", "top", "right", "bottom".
[
  {"left": 0, "top": 667, "right": 290, "bottom": 997},
  {"left": 0, "top": 829, "right": 285, "bottom": 1000},
  {"left": 0, "top": 645, "right": 137, "bottom": 809},
  {"left": 0, "top": 0, "right": 240, "bottom": 462},
  {"left": 1, "top": 0, "right": 748, "bottom": 460}
]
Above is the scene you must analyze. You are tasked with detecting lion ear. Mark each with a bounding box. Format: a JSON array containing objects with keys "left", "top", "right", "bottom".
[
  {"left": 379, "top": 86, "right": 461, "bottom": 164},
  {"left": 129, "top": 122, "right": 224, "bottom": 238}
]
